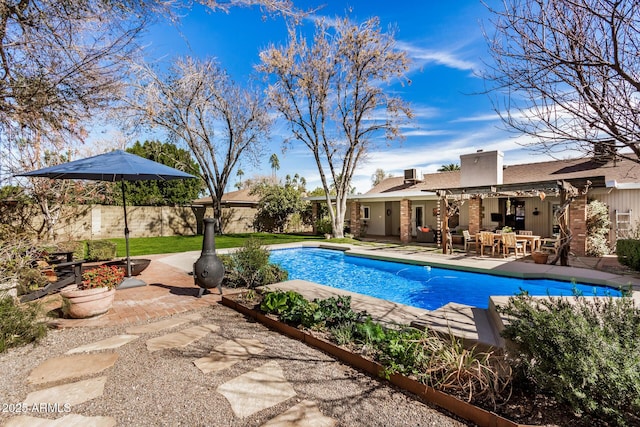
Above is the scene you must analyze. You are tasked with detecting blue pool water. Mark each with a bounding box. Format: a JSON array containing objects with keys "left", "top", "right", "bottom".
[{"left": 269, "top": 248, "right": 621, "bottom": 310}]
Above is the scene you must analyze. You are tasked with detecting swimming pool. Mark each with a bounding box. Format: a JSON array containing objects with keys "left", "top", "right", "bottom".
[{"left": 269, "top": 247, "right": 621, "bottom": 310}]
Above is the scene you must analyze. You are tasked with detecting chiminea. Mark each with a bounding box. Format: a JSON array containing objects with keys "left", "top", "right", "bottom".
[{"left": 193, "top": 218, "right": 225, "bottom": 297}]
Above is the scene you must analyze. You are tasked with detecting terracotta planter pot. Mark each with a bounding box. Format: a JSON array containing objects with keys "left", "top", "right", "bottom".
[
  {"left": 60, "top": 285, "right": 116, "bottom": 318},
  {"left": 532, "top": 252, "right": 549, "bottom": 264}
]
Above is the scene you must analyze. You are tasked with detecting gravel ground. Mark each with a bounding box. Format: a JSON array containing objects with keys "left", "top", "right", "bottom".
[{"left": 0, "top": 305, "right": 469, "bottom": 427}]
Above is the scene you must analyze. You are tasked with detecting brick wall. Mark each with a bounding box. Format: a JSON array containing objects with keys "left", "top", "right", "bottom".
[
  {"left": 400, "top": 199, "right": 411, "bottom": 243},
  {"left": 350, "top": 202, "right": 361, "bottom": 237},
  {"left": 468, "top": 197, "right": 482, "bottom": 235},
  {"left": 569, "top": 194, "right": 587, "bottom": 256}
]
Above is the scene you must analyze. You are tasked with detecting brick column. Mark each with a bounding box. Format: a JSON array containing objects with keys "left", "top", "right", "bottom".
[
  {"left": 311, "top": 202, "right": 318, "bottom": 234},
  {"left": 400, "top": 199, "right": 412, "bottom": 244},
  {"left": 350, "top": 201, "right": 362, "bottom": 237},
  {"left": 468, "top": 197, "right": 482, "bottom": 235},
  {"left": 569, "top": 194, "right": 587, "bottom": 256}
]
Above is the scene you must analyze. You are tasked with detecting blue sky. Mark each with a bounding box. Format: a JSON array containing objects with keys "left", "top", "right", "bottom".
[{"left": 134, "top": 0, "right": 554, "bottom": 193}]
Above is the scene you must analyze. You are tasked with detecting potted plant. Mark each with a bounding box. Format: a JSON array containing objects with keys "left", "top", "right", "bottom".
[
  {"left": 531, "top": 251, "right": 549, "bottom": 264},
  {"left": 60, "top": 265, "right": 124, "bottom": 318}
]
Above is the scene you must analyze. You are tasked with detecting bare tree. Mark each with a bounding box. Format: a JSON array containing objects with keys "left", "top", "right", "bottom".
[
  {"left": 126, "top": 57, "right": 271, "bottom": 231},
  {"left": 485, "top": 0, "right": 640, "bottom": 162},
  {"left": 371, "top": 168, "right": 392, "bottom": 187},
  {"left": 258, "top": 17, "right": 412, "bottom": 238}
]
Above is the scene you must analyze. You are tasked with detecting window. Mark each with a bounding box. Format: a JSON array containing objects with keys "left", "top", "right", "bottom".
[{"left": 362, "top": 206, "right": 370, "bottom": 220}]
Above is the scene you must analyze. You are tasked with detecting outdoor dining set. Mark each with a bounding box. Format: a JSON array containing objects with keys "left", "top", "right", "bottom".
[{"left": 462, "top": 230, "right": 559, "bottom": 259}]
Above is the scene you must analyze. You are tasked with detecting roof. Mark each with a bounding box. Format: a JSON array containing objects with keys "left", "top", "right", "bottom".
[
  {"left": 366, "top": 157, "right": 640, "bottom": 196},
  {"left": 192, "top": 188, "right": 259, "bottom": 206}
]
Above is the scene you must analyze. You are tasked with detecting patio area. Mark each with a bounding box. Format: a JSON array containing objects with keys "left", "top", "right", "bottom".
[
  {"left": 43, "top": 241, "right": 640, "bottom": 341},
  {"left": 5, "top": 242, "right": 639, "bottom": 426}
]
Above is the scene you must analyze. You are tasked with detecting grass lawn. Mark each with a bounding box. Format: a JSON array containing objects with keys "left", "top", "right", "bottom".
[{"left": 106, "top": 233, "right": 323, "bottom": 257}]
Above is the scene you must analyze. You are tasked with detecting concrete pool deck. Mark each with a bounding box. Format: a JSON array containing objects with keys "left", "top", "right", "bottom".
[{"left": 157, "top": 241, "right": 640, "bottom": 350}]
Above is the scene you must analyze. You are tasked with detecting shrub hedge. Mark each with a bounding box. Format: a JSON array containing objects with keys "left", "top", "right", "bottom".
[
  {"left": 616, "top": 239, "right": 640, "bottom": 271},
  {"left": 86, "top": 240, "right": 117, "bottom": 262},
  {"left": 0, "top": 296, "right": 47, "bottom": 353},
  {"left": 500, "top": 293, "right": 640, "bottom": 425}
]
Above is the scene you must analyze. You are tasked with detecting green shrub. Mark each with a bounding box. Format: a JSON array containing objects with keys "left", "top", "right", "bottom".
[
  {"left": 315, "top": 217, "right": 332, "bottom": 235},
  {"left": 223, "top": 238, "right": 288, "bottom": 288},
  {"left": 56, "top": 240, "right": 86, "bottom": 261},
  {"left": 0, "top": 296, "right": 47, "bottom": 353},
  {"left": 617, "top": 239, "right": 640, "bottom": 271},
  {"left": 0, "top": 236, "right": 48, "bottom": 296},
  {"left": 258, "top": 290, "right": 511, "bottom": 407},
  {"left": 85, "top": 240, "right": 117, "bottom": 262},
  {"left": 314, "top": 295, "right": 360, "bottom": 328},
  {"left": 499, "top": 293, "right": 640, "bottom": 425}
]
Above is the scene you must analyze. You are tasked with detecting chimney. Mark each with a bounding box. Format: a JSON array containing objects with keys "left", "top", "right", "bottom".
[{"left": 459, "top": 150, "right": 503, "bottom": 187}]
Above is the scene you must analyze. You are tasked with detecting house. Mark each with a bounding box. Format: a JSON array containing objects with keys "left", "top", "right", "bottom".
[
  {"left": 335, "top": 150, "right": 640, "bottom": 256},
  {"left": 192, "top": 188, "right": 260, "bottom": 233}
]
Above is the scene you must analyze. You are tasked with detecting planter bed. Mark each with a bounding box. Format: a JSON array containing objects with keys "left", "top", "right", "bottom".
[{"left": 221, "top": 292, "right": 539, "bottom": 427}]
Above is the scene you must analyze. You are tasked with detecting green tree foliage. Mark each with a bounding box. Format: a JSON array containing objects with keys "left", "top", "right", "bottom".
[
  {"left": 122, "top": 141, "right": 202, "bottom": 206},
  {"left": 251, "top": 174, "right": 307, "bottom": 232},
  {"left": 437, "top": 163, "right": 460, "bottom": 172},
  {"left": 269, "top": 153, "right": 280, "bottom": 178}
]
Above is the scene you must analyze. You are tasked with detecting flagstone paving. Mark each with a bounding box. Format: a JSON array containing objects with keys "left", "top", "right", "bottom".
[
  {"left": 261, "top": 400, "right": 337, "bottom": 427},
  {"left": 65, "top": 335, "right": 138, "bottom": 354},
  {"left": 4, "top": 414, "right": 116, "bottom": 427},
  {"left": 194, "top": 338, "right": 266, "bottom": 374},
  {"left": 27, "top": 353, "right": 118, "bottom": 385},
  {"left": 124, "top": 312, "right": 202, "bottom": 334},
  {"left": 24, "top": 377, "right": 107, "bottom": 408},
  {"left": 217, "top": 361, "right": 298, "bottom": 419},
  {"left": 144, "top": 323, "right": 219, "bottom": 352},
  {"left": 12, "top": 323, "right": 336, "bottom": 426}
]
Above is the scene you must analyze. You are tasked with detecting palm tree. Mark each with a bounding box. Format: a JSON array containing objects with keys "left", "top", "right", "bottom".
[
  {"left": 235, "top": 168, "right": 244, "bottom": 189},
  {"left": 269, "top": 153, "right": 280, "bottom": 178},
  {"left": 437, "top": 163, "right": 460, "bottom": 172}
]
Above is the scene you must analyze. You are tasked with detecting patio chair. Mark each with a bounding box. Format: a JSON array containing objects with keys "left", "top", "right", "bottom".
[
  {"left": 539, "top": 238, "right": 560, "bottom": 256},
  {"left": 416, "top": 226, "right": 435, "bottom": 243},
  {"left": 462, "top": 230, "right": 477, "bottom": 253},
  {"left": 479, "top": 231, "right": 499, "bottom": 257},
  {"left": 517, "top": 230, "right": 534, "bottom": 251},
  {"left": 502, "top": 232, "right": 525, "bottom": 258}
]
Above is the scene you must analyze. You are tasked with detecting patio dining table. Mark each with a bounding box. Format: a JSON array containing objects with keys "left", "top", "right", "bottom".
[{"left": 473, "top": 233, "right": 541, "bottom": 255}]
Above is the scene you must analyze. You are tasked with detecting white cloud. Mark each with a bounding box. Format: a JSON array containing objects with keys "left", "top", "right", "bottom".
[
  {"left": 450, "top": 112, "right": 501, "bottom": 123},
  {"left": 396, "top": 41, "right": 480, "bottom": 74}
]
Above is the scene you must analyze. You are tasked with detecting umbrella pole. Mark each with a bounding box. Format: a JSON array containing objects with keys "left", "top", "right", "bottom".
[
  {"left": 117, "top": 181, "right": 145, "bottom": 289},
  {"left": 122, "top": 181, "right": 132, "bottom": 278}
]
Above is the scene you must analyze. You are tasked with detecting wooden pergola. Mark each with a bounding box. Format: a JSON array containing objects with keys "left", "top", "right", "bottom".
[{"left": 425, "top": 177, "right": 604, "bottom": 265}]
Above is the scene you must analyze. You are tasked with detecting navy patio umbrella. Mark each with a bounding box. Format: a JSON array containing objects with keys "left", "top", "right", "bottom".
[{"left": 17, "top": 149, "right": 197, "bottom": 289}]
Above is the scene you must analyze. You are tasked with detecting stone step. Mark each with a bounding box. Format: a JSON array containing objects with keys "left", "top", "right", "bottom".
[
  {"left": 145, "top": 324, "right": 219, "bottom": 352},
  {"left": 410, "top": 302, "right": 503, "bottom": 350}
]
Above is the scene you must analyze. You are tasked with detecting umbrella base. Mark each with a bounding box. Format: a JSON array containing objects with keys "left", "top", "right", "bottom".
[{"left": 117, "top": 277, "right": 146, "bottom": 290}]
